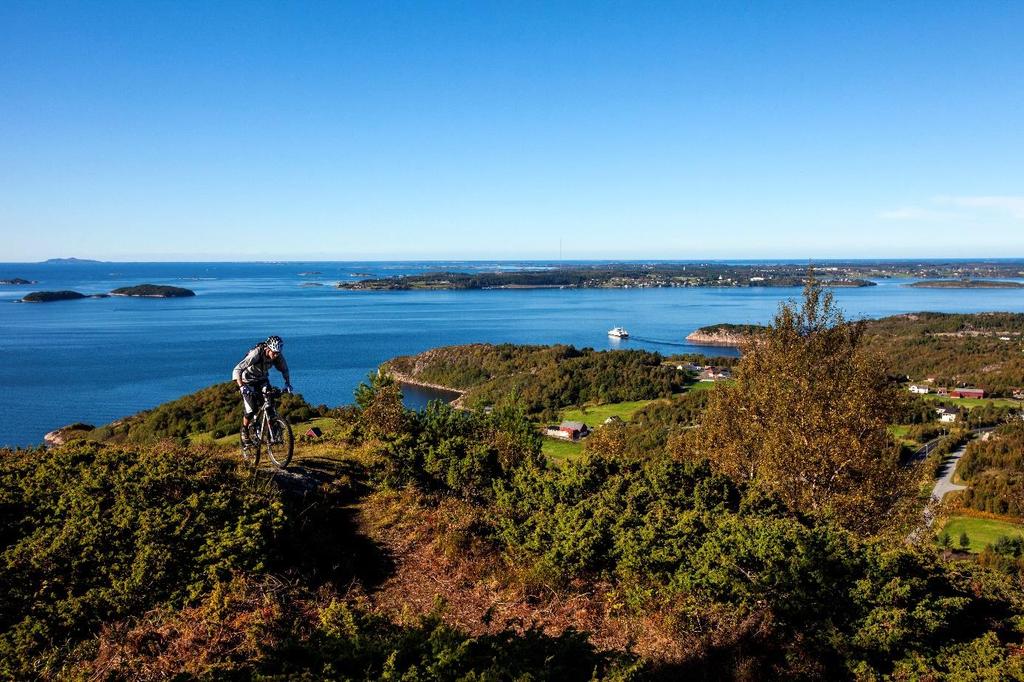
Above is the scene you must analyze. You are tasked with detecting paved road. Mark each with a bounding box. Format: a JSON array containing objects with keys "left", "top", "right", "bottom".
[
  {"left": 912, "top": 426, "right": 994, "bottom": 461},
  {"left": 931, "top": 443, "right": 969, "bottom": 502}
]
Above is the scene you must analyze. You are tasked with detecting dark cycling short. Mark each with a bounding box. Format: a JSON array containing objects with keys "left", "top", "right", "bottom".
[{"left": 241, "top": 381, "right": 268, "bottom": 418}]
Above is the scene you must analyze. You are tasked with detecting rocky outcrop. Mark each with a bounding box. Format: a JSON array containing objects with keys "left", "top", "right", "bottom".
[
  {"left": 43, "top": 423, "right": 95, "bottom": 447},
  {"left": 685, "top": 324, "right": 764, "bottom": 348}
]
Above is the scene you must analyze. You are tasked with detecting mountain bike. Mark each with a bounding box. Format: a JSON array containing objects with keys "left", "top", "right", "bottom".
[{"left": 241, "top": 384, "right": 294, "bottom": 468}]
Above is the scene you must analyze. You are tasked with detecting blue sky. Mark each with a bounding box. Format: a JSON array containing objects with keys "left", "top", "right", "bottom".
[{"left": 1, "top": 1, "right": 1022, "bottom": 261}]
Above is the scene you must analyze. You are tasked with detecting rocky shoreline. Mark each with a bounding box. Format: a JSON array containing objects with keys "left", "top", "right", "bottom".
[
  {"left": 382, "top": 368, "right": 466, "bottom": 407},
  {"left": 685, "top": 325, "right": 763, "bottom": 348}
]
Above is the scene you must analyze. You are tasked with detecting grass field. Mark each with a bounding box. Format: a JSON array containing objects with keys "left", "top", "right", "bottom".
[
  {"left": 888, "top": 424, "right": 922, "bottom": 447},
  {"left": 541, "top": 437, "right": 583, "bottom": 464},
  {"left": 921, "top": 394, "right": 1023, "bottom": 410},
  {"left": 558, "top": 400, "right": 657, "bottom": 429},
  {"left": 936, "top": 515, "right": 1024, "bottom": 553}
]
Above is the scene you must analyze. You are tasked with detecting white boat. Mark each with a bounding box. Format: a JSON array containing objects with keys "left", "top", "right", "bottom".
[{"left": 607, "top": 326, "right": 630, "bottom": 338}]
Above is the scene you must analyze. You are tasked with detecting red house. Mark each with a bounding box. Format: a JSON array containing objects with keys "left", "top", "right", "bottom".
[{"left": 951, "top": 388, "right": 985, "bottom": 399}]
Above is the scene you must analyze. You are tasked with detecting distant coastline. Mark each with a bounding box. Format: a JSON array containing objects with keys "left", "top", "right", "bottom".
[
  {"left": 336, "top": 264, "right": 892, "bottom": 291},
  {"left": 908, "top": 279, "right": 1024, "bottom": 289}
]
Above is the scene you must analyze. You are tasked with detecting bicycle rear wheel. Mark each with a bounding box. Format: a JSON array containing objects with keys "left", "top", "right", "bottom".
[{"left": 264, "top": 416, "right": 293, "bottom": 468}]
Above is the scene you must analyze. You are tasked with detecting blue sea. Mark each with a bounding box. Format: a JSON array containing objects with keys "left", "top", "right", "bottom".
[{"left": 2, "top": 260, "right": 1023, "bottom": 447}]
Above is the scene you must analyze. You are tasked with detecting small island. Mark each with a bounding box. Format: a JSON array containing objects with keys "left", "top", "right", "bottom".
[
  {"left": 908, "top": 279, "right": 1024, "bottom": 289},
  {"left": 109, "top": 284, "right": 196, "bottom": 298},
  {"left": 0, "top": 278, "right": 37, "bottom": 285},
  {"left": 686, "top": 323, "right": 766, "bottom": 347},
  {"left": 22, "top": 290, "right": 89, "bottom": 303},
  {"left": 42, "top": 257, "right": 102, "bottom": 264}
]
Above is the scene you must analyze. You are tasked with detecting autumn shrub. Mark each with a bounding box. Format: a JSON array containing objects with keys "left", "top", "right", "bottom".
[
  {"left": 0, "top": 443, "right": 284, "bottom": 677},
  {"left": 74, "top": 576, "right": 642, "bottom": 681},
  {"left": 489, "top": 449, "right": 1024, "bottom": 678}
]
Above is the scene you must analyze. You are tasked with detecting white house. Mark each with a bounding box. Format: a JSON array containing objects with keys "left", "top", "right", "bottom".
[
  {"left": 909, "top": 384, "right": 930, "bottom": 394},
  {"left": 935, "top": 407, "right": 958, "bottom": 423},
  {"left": 699, "top": 367, "right": 732, "bottom": 382}
]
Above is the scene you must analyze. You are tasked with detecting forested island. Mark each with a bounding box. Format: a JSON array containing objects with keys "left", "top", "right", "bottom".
[
  {"left": 20, "top": 284, "right": 196, "bottom": 302},
  {"left": 109, "top": 284, "right": 196, "bottom": 298},
  {"left": 909, "top": 279, "right": 1024, "bottom": 289},
  {"left": 21, "top": 290, "right": 90, "bottom": 303},
  {"left": 0, "top": 278, "right": 36, "bottom": 285},
  {"left": 5, "top": 283, "right": 1024, "bottom": 679}
]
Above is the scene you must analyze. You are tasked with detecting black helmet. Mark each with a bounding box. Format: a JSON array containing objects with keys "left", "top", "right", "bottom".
[{"left": 265, "top": 335, "right": 284, "bottom": 352}]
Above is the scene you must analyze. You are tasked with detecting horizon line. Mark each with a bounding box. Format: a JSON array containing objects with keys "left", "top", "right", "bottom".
[{"left": 5, "top": 256, "right": 1024, "bottom": 265}]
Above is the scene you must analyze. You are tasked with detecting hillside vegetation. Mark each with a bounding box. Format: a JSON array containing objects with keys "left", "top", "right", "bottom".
[
  {"left": 862, "top": 312, "right": 1024, "bottom": 396},
  {"left": 959, "top": 423, "right": 1024, "bottom": 517},
  {"left": 385, "top": 344, "right": 691, "bottom": 418},
  {"left": 82, "top": 381, "right": 327, "bottom": 444}
]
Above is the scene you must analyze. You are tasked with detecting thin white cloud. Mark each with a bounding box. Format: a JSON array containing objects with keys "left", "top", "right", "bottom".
[{"left": 934, "top": 195, "right": 1024, "bottom": 220}]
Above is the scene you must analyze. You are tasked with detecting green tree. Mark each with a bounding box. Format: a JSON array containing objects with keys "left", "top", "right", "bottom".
[
  {"left": 691, "top": 274, "right": 917, "bottom": 535},
  {"left": 355, "top": 371, "right": 409, "bottom": 441},
  {"left": 959, "top": 531, "right": 971, "bottom": 550}
]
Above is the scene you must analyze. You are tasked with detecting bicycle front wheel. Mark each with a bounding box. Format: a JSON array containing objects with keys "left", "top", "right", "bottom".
[{"left": 264, "top": 416, "right": 294, "bottom": 468}]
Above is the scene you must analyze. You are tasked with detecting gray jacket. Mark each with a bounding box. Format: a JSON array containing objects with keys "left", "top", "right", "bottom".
[{"left": 233, "top": 343, "right": 290, "bottom": 386}]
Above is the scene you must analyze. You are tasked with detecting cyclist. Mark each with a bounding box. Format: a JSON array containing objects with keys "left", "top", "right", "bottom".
[{"left": 234, "top": 335, "right": 292, "bottom": 447}]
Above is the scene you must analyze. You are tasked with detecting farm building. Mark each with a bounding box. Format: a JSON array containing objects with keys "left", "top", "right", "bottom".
[
  {"left": 950, "top": 388, "right": 985, "bottom": 399},
  {"left": 544, "top": 421, "right": 591, "bottom": 441},
  {"left": 559, "top": 420, "right": 590, "bottom": 440}
]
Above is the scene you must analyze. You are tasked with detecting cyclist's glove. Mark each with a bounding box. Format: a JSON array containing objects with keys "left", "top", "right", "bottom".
[{"left": 241, "top": 385, "right": 254, "bottom": 396}]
